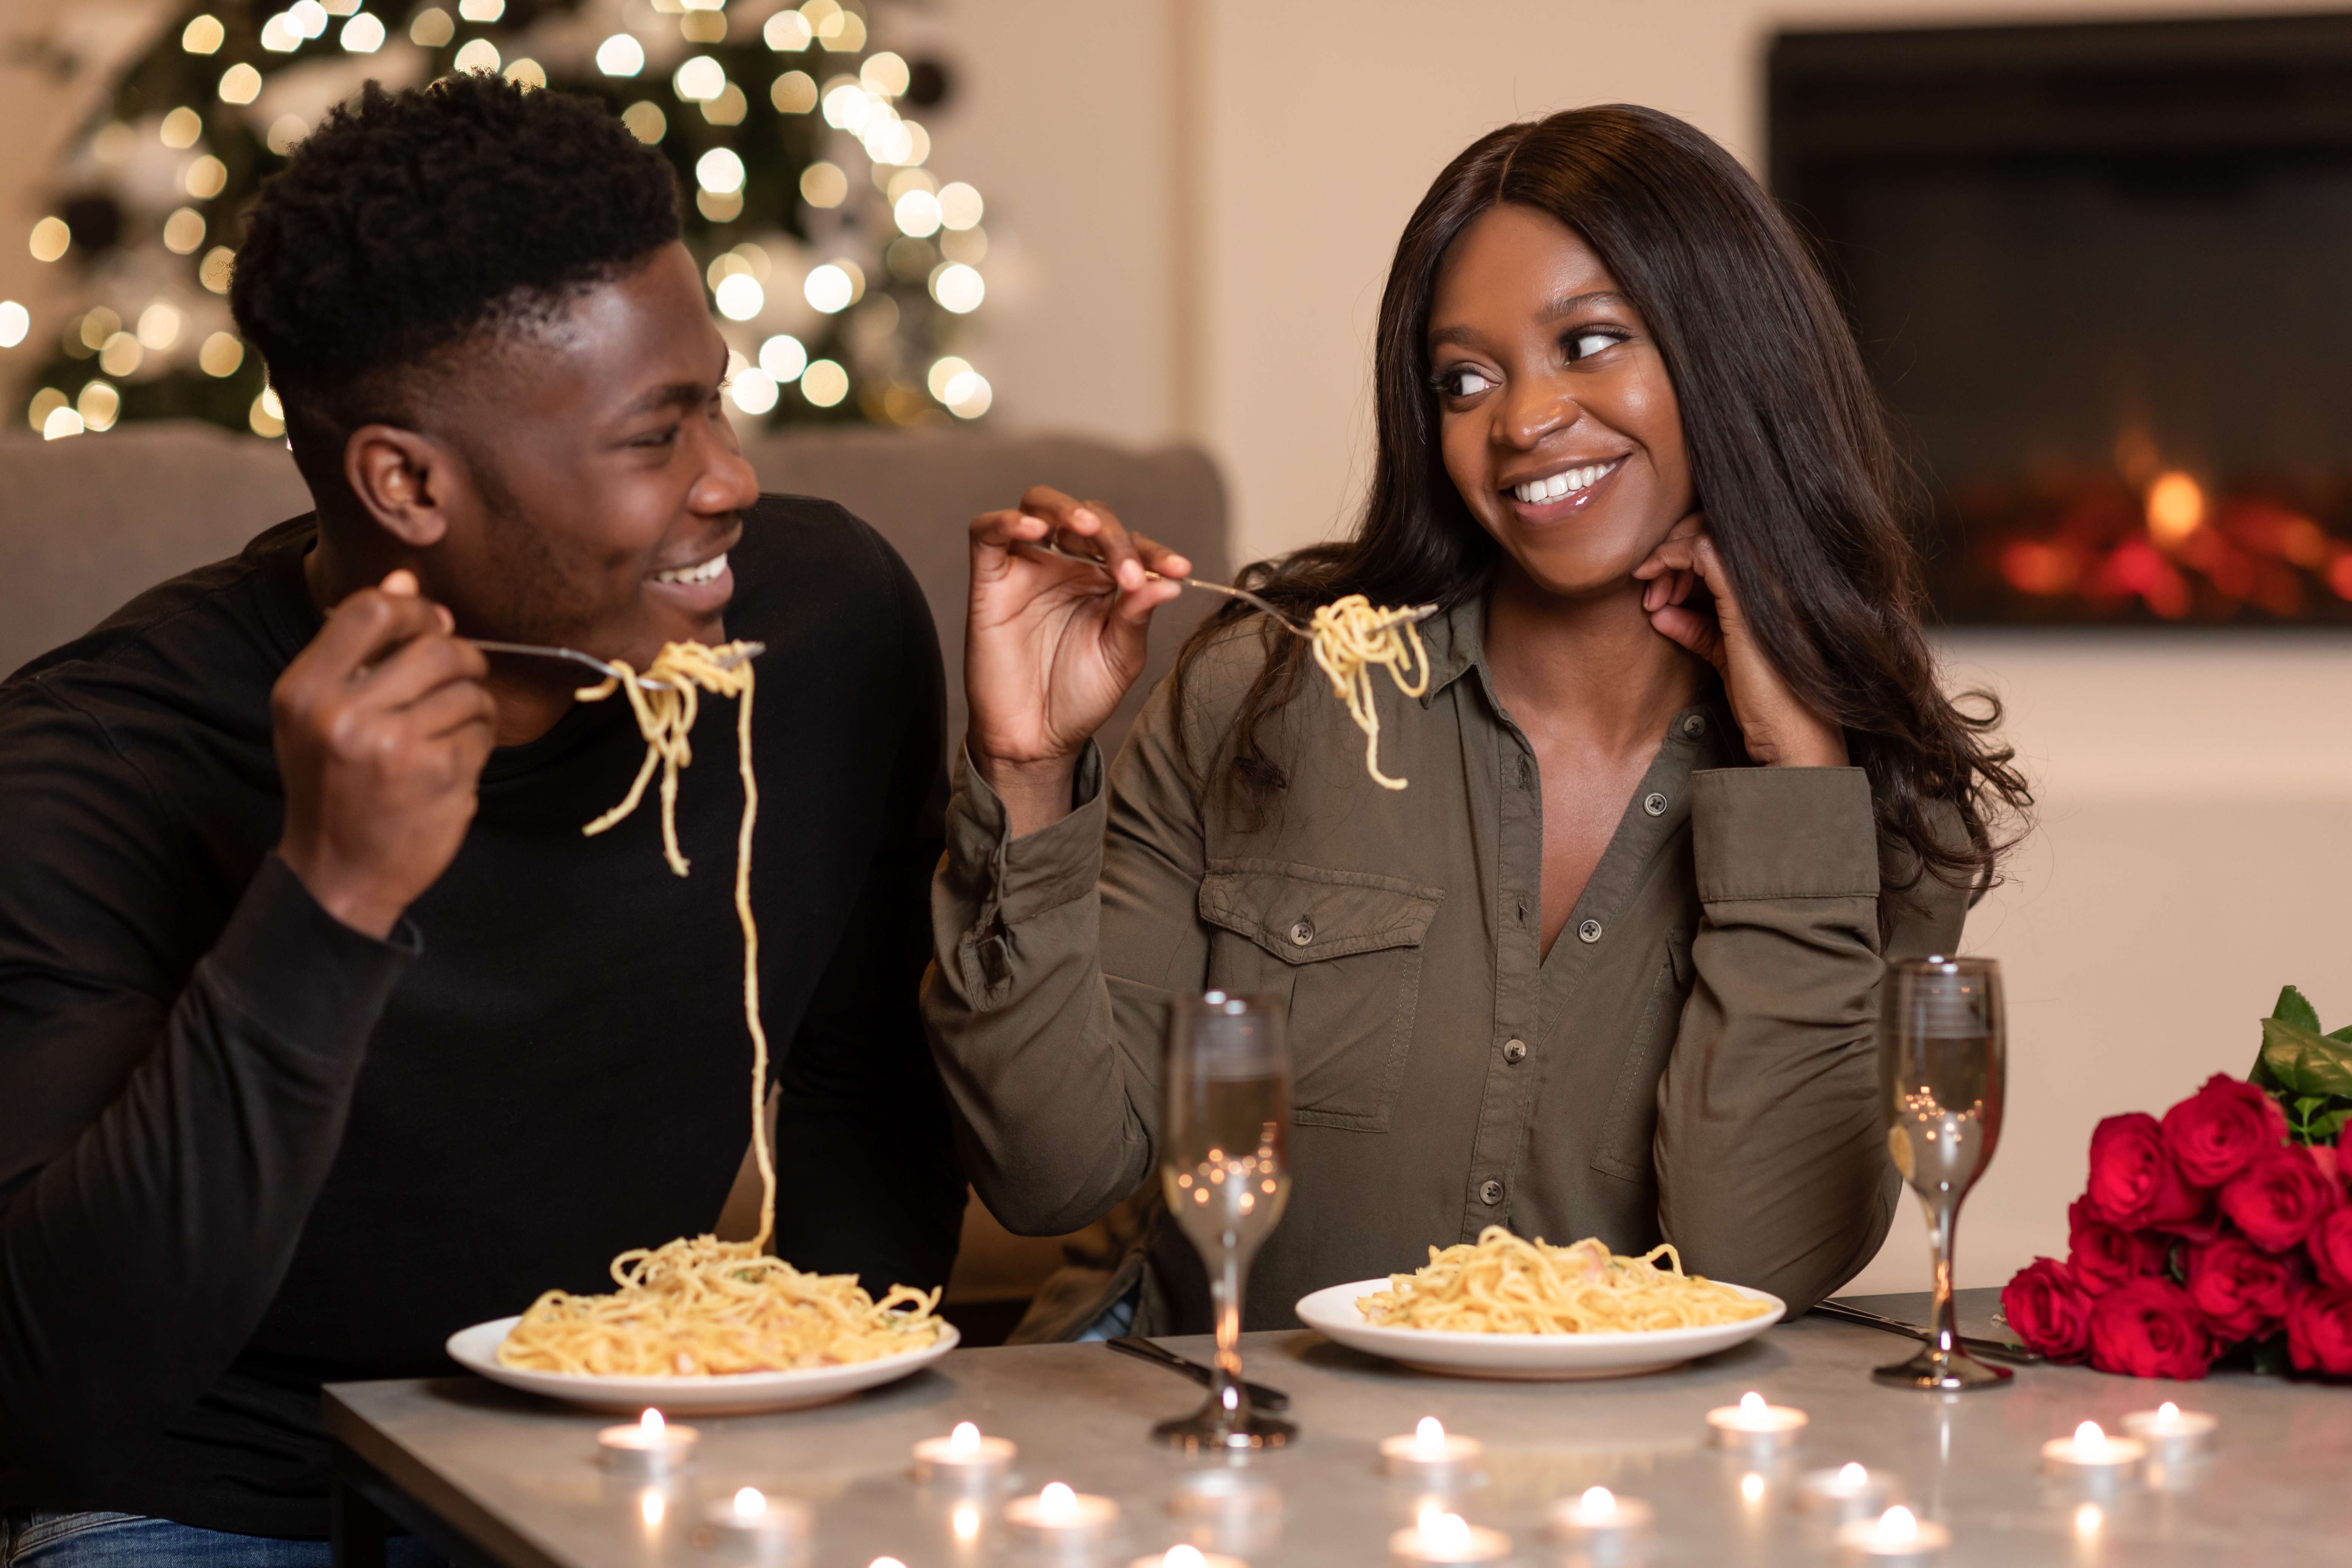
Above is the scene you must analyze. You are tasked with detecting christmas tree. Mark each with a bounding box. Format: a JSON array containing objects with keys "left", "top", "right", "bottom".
[{"left": 6, "top": 0, "right": 992, "bottom": 441}]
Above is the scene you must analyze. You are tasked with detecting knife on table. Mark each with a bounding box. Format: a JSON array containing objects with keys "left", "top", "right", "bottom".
[{"left": 1107, "top": 1335, "right": 1294, "bottom": 1411}]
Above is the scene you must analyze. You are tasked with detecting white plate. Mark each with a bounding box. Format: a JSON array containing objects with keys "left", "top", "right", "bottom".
[
  {"left": 444, "top": 1315, "right": 961, "bottom": 1415},
  {"left": 1294, "top": 1278, "right": 1784, "bottom": 1380}
]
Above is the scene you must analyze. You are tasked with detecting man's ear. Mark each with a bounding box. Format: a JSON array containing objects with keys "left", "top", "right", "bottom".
[{"left": 345, "top": 424, "right": 457, "bottom": 549}]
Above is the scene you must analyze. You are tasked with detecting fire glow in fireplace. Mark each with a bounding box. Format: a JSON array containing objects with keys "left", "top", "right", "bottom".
[{"left": 1770, "top": 13, "right": 2352, "bottom": 625}]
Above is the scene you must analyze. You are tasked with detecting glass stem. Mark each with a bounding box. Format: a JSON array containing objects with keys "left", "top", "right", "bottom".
[
  {"left": 1924, "top": 1195, "right": 1959, "bottom": 1362},
  {"left": 1208, "top": 1240, "right": 1251, "bottom": 1431}
]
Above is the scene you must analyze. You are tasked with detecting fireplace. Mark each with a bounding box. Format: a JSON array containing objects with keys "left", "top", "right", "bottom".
[{"left": 1770, "top": 13, "right": 2352, "bottom": 625}]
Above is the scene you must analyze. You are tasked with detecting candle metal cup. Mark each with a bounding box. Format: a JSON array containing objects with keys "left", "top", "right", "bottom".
[
  {"left": 1545, "top": 1490, "right": 1654, "bottom": 1564},
  {"left": 1127, "top": 1552, "right": 1246, "bottom": 1568},
  {"left": 1704, "top": 1397, "right": 1807, "bottom": 1459},
  {"left": 697, "top": 1496, "right": 811, "bottom": 1566},
  {"left": 1378, "top": 1429, "right": 1485, "bottom": 1491},
  {"left": 913, "top": 1428, "right": 1017, "bottom": 1491},
  {"left": 1796, "top": 1466, "right": 1895, "bottom": 1527},
  {"left": 2040, "top": 1426, "right": 2145, "bottom": 1495},
  {"left": 2120, "top": 1405, "right": 2217, "bottom": 1465},
  {"left": 1835, "top": 1512, "right": 1949, "bottom": 1567},
  {"left": 596, "top": 1417, "right": 698, "bottom": 1480},
  {"left": 1387, "top": 1515, "right": 1510, "bottom": 1565},
  {"left": 1005, "top": 1486, "right": 1120, "bottom": 1554}
]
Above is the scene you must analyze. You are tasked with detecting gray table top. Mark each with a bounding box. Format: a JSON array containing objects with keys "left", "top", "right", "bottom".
[{"left": 327, "top": 1289, "right": 2352, "bottom": 1568}]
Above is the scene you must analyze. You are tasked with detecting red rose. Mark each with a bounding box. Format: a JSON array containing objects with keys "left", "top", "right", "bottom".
[
  {"left": 2183, "top": 1237, "right": 2297, "bottom": 1341},
  {"left": 2285, "top": 1285, "right": 2352, "bottom": 1376},
  {"left": 2309, "top": 1209, "right": 2352, "bottom": 1291},
  {"left": 2160, "top": 1074, "right": 2289, "bottom": 1186},
  {"left": 2001, "top": 1256, "right": 2095, "bottom": 1362},
  {"left": 2087, "top": 1277, "right": 2213, "bottom": 1380},
  {"left": 2219, "top": 1144, "right": 2343, "bottom": 1252},
  {"left": 2084, "top": 1113, "right": 2209, "bottom": 1229},
  {"left": 2066, "top": 1196, "right": 2169, "bottom": 1288}
]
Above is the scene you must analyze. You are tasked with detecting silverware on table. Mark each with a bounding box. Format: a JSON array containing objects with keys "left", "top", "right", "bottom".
[
  {"left": 1107, "top": 1335, "right": 1293, "bottom": 1413},
  {"left": 468, "top": 639, "right": 765, "bottom": 690},
  {"left": 1016, "top": 539, "right": 1437, "bottom": 639},
  {"left": 1811, "top": 1299, "right": 2042, "bottom": 1365}
]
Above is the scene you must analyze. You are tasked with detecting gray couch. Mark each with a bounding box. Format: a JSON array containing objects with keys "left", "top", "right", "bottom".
[
  {"left": 0, "top": 420, "right": 1230, "bottom": 1325},
  {"left": 0, "top": 421, "right": 1230, "bottom": 762}
]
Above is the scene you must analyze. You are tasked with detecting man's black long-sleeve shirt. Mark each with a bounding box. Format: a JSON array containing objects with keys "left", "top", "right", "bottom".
[{"left": 0, "top": 495, "right": 963, "bottom": 1535}]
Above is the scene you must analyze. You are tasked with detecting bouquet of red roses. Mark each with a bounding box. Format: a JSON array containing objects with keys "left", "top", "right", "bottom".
[{"left": 2002, "top": 986, "right": 2352, "bottom": 1379}]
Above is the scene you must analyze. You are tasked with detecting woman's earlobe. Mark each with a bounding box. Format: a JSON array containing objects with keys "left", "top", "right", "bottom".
[{"left": 344, "top": 425, "right": 450, "bottom": 549}]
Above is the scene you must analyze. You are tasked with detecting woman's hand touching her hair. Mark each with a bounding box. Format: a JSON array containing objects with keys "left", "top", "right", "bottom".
[
  {"left": 1633, "top": 515, "right": 1850, "bottom": 769},
  {"left": 966, "top": 486, "right": 1190, "bottom": 836}
]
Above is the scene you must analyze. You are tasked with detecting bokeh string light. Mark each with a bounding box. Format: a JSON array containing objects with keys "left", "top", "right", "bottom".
[{"left": 12, "top": 1, "right": 992, "bottom": 437}]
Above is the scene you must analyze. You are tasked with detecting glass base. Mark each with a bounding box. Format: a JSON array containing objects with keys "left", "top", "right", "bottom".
[
  {"left": 1872, "top": 1344, "right": 2014, "bottom": 1391},
  {"left": 1152, "top": 1400, "right": 1296, "bottom": 1452}
]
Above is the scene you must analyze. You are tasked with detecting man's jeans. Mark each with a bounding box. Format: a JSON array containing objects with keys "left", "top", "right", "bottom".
[{"left": 1, "top": 1511, "right": 445, "bottom": 1568}]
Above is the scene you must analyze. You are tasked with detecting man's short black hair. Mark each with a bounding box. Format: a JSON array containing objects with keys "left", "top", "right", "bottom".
[{"left": 230, "top": 73, "right": 680, "bottom": 508}]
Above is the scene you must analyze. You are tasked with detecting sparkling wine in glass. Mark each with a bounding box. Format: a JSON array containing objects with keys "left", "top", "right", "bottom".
[
  {"left": 1875, "top": 955, "right": 2012, "bottom": 1390},
  {"left": 1154, "top": 991, "right": 1296, "bottom": 1450}
]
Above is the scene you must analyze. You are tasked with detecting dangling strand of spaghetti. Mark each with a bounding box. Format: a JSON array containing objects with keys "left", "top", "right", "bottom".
[{"left": 1308, "top": 594, "right": 1432, "bottom": 789}]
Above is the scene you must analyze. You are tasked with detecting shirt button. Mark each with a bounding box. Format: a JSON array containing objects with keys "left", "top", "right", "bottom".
[
  {"left": 1289, "top": 919, "right": 1315, "bottom": 947},
  {"left": 1643, "top": 792, "right": 1668, "bottom": 817},
  {"left": 1682, "top": 714, "right": 1707, "bottom": 738},
  {"left": 1479, "top": 1179, "right": 1504, "bottom": 1205},
  {"left": 1502, "top": 1038, "right": 1528, "bottom": 1065},
  {"left": 1578, "top": 918, "right": 1604, "bottom": 944}
]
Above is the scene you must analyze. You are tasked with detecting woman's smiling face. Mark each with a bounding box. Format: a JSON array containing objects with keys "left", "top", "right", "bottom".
[{"left": 1428, "top": 202, "right": 1693, "bottom": 599}]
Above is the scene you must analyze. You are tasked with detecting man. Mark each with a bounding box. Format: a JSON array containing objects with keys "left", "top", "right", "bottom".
[{"left": 0, "top": 76, "right": 961, "bottom": 1553}]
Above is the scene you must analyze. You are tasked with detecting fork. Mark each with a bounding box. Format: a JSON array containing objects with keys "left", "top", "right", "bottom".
[
  {"left": 468, "top": 639, "right": 766, "bottom": 690},
  {"left": 1016, "top": 538, "right": 1439, "bottom": 637}
]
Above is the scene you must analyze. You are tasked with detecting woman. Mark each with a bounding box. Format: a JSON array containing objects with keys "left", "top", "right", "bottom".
[{"left": 925, "top": 105, "right": 2028, "bottom": 1340}]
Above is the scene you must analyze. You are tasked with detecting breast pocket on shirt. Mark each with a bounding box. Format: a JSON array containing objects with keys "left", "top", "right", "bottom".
[
  {"left": 1197, "top": 858, "right": 1442, "bottom": 1133},
  {"left": 1591, "top": 933, "right": 1695, "bottom": 1184}
]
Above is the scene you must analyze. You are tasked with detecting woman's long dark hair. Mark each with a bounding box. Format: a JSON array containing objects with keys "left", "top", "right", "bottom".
[{"left": 1175, "top": 104, "right": 2030, "bottom": 902}]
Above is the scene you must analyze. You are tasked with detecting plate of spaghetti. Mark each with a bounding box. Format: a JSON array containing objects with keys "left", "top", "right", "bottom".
[
  {"left": 1294, "top": 1227, "right": 1783, "bottom": 1379},
  {"left": 444, "top": 642, "right": 958, "bottom": 1415}
]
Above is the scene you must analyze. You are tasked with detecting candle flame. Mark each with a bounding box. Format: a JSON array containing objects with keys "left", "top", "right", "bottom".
[
  {"left": 2075, "top": 1503, "right": 2102, "bottom": 1537},
  {"left": 1578, "top": 1486, "right": 1616, "bottom": 1520},
  {"left": 1877, "top": 1506, "right": 1918, "bottom": 1544},
  {"left": 2157, "top": 1401, "right": 2180, "bottom": 1424},
  {"left": 1740, "top": 1472, "right": 1765, "bottom": 1503},
  {"left": 950, "top": 1502, "right": 980, "bottom": 1543},
  {"left": 1414, "top": 1415, "right": 1446, "bottom": 1455},
  {"left": 639, "top": 1490, "right": 664, "bottom": 1527},
  {"left": 733, "top": 1488, "right": 766, "bottom": 1520},
  {"left": 949, "top": 1421, "right": 982, "bottom": 1455},
  {"left": 639, "top": 1407, "right": 664, "bottom": 1438},
  {"left": 1417, "top": 1500, "right": 1442, "bottom": 1531},
  {"left": 1838, "top": 1463, "right": 1868, "bottom": 1487},
  {"left": 1423, "top": 1513, "right": 1471, "bottom": 1549},
  {"left": 871, "top": 1560, "right": 908, "bottom": 1568},
  {"left": 2074, "top": 1420, "right": 2106, "bottom": 1449},
  {"left": 1739, "top": 1390, "right": 1767, "bottom": 1417},
  {"left": 1038, "top": 1482, "right": 1077, "bottom": 1523},
  {"left": 1164, "top": 1548, "right": 1207, "bottom": 1568}
]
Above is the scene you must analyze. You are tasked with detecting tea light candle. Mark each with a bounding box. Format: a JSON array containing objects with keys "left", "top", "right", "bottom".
[
  {"left": 597, "top": 1407, "right": 697, "bottom": 1479},
  {"left": 912, "top": 1421, "right": 1017, "bottom": 1488},
  {"left": 2120, "top": 1401, "right": 2217, "bottom": 1461},
  {"left": 1378, "top": 1417, "right": 1485, "bottom": 1488},
  {"left": 1127, "top": 1545, "right": 1245, "bottom": 1568},
  {"left": 1005, "top": 1482, "right": 1119, "bottom": 1552},
  {"left": 1387, "top": 1505, "right": 1510, "bottom": 1565},
  {"left": 1834, "top": 1505, "right": 1950, "bottom": 1567},
  {"left": 1706, "top": 1391, "right": 1808, "bottom": 1454},
  {"left": 1545, "top": 1486, "right": 1654, "bottom": 1559},
  {"left": 1798, "top": 1463, "right": 1894, "bottom": 1526},
  {"left": 2040, "top": 1420, "right": 2145, "bottom": 1486},
  {"left": 700, "top": 1488, "right": 810, "bottom": 1565}
]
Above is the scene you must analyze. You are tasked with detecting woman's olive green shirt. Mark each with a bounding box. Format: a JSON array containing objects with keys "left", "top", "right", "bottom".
[{"left": 924, "top": 601, "right": 1967, "bottom": 1336}]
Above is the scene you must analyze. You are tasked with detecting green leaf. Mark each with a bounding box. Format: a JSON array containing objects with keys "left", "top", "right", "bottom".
[
  {"left": 2251, "top": 1333, "right": 2294, "bottom": 1377},
  {"left": 2331, "top": 1024, "right": 2352, "bottom": 1045},
  {"left": 2275, "top": 986, "right": 2323, "bottom": 1032},
  {"left": 2310, "top": 1106, "right": 2352, "bottom": 1144},
  {"left": 2261, "top": 1018, "right": 2352, "bottom": 1099}
]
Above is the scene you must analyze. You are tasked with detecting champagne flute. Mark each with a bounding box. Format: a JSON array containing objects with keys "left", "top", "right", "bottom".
[
  {"left": 1153, "top": 991, "right": 1297, "bottom": 1450},
  {"left": 1875, "top": 955, "right": 2013, "bottom": 1390}
]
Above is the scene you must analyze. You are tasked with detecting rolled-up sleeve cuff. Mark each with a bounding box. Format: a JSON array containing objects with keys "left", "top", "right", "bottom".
[
  {"left": 201, "top": 853, "right": 419, "bottom": 1058},
  {"left": 1691, "top": 766, "right": 1877, "bottom": 903},
  {"left": 947, "top": 743, "right": 1108, "bottom": 926}
]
